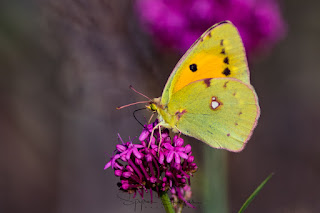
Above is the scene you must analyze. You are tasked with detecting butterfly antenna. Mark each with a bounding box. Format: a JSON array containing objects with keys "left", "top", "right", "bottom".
[
  {"left": 116, "top": 85, "right": 152, "bottom": 110},
  {"left": 116, "top": 101, "right": 150, "bottom": 110},
  {"left": 129, "top": 85, "right": 152, "bottom": 101}
]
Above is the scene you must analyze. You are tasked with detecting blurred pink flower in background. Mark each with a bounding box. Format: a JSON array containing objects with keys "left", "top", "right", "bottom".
[{"left": 134, "top": 0, "right": 286, "bottom": 57}]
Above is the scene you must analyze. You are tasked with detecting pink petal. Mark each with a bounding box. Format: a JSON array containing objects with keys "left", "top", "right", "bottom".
[
  {"left": 126, "top": 165, "right": 134, "bottom": 172},
  {"left": 126, "top": 149, "right": 133, "bottom": 160},
  {"left": 150, "top": 177, "right": 157, "bottom": 183},
  {"left": 146, "top": 124, "right": 153, "bottom": 131},
  {"left": 159, "top": 152, "right": 164, "bottom": 164},
  {"left": 122, "top": 171, "right": 132, "bottom": 178},
  {"left": 164, "top": 143, "right": 174, "bottom": 150},
  {"left": 161, "top": 133, "right": 169, "bottom": 139},
  {"left": 175, "top": 138, "right": 184, "bottom": 146},
  {"left": 133, "top": 147, "right": 142, "bottom": 159},
  {"left": 179, "top": 152, "right": 188, "bottom": 159},
  {"left": 176, "top": 147, "right": 185, "bottom": 152},
  {"left": 187, "top": 156, "right": 194, "bottom": 163},
  {"left": 135, "top": 158, "right": 142, "bottom": 165},
  {"left": 116, "top": 144, "right": 127, "bottom": 152},
  {"left": 184, "top": 144, "right": 191, "bottom": 153},
  {"left": 114, "top": 170, "right": 123, "bottom": 177},
  {"left": 120, "top": 154, "right": 127, "bottom": 161},
  {"left": 174, "top": 152, "right": 181, "bottom": 164},
  {"left": 114, "top": 162, "right": 123, "bottom": 170},
  {"left": 167, "top": 151, "right": 174, "bottom": 163},
  {"left": 104, "top": 161, "right": 111, "bottom": 170},
  {"left": 150, "top": 136, "right": 156, "bottom": 145},
  {"left": 146, "top": 154, "right": 152, "bottom": 162},
  {"left": 139, "top": 130, "right": 149, "bottom": 141},
  {"left": 122, "top": 183, "right": 130, "bottom": 190}
]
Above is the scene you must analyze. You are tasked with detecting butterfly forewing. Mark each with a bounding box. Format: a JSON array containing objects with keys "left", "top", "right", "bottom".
[{"left": 161, "top": 21, "right": 249, "bottom": 106}]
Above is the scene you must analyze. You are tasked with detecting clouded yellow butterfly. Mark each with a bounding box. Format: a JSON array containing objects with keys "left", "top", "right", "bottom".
[{"left": 148, "top": 21, "right": 260, "bottom": 152}]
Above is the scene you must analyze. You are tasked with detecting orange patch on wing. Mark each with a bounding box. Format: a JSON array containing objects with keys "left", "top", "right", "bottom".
[{"left": 172, "top": 53, "right": 227, "bottom": 93}]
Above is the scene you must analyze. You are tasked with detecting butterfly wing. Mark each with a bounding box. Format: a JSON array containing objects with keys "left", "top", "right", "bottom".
[
  {"left": 161, "top": 21, "right": 250, "bottom": 105},
  {"left": 166, "top": 78, "right": 260, "bottom": 152}
]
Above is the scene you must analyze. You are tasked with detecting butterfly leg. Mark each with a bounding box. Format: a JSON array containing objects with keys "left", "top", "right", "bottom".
[
  {"left": 148, "top": 112, "right": 156, "bottom": 124},
  {"left": 146, "top": 112, "right": 157, "bottom": 149},
  {"left": 148, "top": 123, "right": 160, "bottom": 148},
  {"left": 147, "top": 123, "right": 165, "bottom": 156},
  {"left": 157, "top": 124, "right": 163, "bottom": 155}
]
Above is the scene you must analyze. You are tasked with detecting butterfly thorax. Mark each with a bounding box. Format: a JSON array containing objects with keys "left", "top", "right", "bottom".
[{"left": 149, "top": 97, "right": 180, "bottom": 133}]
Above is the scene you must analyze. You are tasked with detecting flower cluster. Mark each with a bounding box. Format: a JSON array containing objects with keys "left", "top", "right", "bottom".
[
  {"left": 134, "top": 0, "right": 286, "bottom": 57},
  {"left": 104, "top": 120, "right": 197, "bottom": 207}
]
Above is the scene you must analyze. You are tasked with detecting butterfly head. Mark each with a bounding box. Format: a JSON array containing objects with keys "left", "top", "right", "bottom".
[{"left": 147, "top": 97, "right": 162, "bottom": 112}]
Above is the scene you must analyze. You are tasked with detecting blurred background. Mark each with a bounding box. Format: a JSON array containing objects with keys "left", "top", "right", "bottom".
[{"left": 1, "top": 0, "right": 320, "bottom": 212}]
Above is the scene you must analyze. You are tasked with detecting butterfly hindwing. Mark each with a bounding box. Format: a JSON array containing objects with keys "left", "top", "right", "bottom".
[
  {"left": 166, "top": 78, "right": 260, "bottom": 152},
  {"left": 161, "top": 21, "right": 250, "bottom": 105}
]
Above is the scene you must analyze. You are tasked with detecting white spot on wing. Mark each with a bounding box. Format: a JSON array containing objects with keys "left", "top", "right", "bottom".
[{"left": 211, "top": 97, "right": 220, "bottom": 109}]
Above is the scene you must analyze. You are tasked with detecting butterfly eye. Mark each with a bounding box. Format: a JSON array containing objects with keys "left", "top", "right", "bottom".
[
  {"left": 189, "top": 64, "right": 197, "bottom": 72},
  {"left": 149, "top": 103, "right": 157, "bottom": 111}
]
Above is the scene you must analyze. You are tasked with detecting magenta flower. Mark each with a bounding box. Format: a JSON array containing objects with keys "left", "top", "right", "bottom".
[
  {"left": 164, "top": 136, "right": 189, "bottom": 164},
  {"left": 104, "top": 120, "right": 197, "bottom": 208},
  {"left": 134, "top": 0, "right": 286, "bottom": 57}
]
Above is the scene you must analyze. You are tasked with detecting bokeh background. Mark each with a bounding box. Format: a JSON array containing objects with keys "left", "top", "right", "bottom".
[{"left": 1, "top": 0, "right": 320, "bottom": 213}]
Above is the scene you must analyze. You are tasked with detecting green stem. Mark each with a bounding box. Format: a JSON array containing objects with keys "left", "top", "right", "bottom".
[
  {"left": 203, "top": 149, "right": 228, "bottom": 213},
  {"left": 160, "top": 191, "right": 175, "bottom": 213}
]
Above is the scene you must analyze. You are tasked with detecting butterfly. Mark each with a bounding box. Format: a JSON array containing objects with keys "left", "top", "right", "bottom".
[{"left": 144, "top": 21, "right": 261, "bottom": 152}]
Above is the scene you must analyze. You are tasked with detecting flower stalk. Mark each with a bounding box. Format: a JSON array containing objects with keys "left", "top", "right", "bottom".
[{"left": 160, "top": 191, "right": 175, "bottom": 213}]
